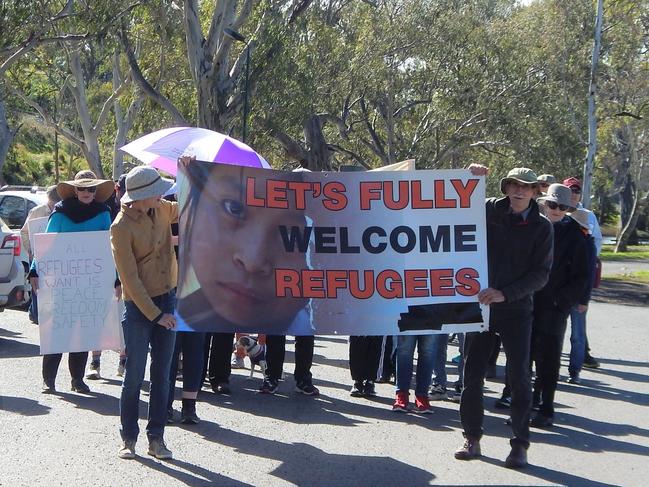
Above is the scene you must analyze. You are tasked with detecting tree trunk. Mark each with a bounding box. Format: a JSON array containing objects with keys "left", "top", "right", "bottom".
[
  {"left": 614, "top": 124, "right": 643, "bottom": 252},
  {"left": 68, "top": 50, "right": 104, "bottom": 177},
  {"left": 615, "top": 174, "right": 637, "bottom": 252},
  {"left": 582, "top": 0, "right": 603, "bottom": 209},
  {"left": 111, "top": 53, "right": 143, "bottom": 179},
  {"left": 304, "top": 115, "right": 332, "bottom": 171}
]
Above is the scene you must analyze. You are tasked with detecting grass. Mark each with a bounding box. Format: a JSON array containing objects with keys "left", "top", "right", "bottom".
[
  {"left": 603, "top": 270, "right": 649, "bottom": 284},
  {"left": 600, "top": 244, "right": 649, "bottom": 261}
]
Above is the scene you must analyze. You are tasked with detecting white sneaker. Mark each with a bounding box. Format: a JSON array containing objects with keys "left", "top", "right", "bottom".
[
  {"left": 86, "top": 361, "right": 101, "bottom": 380},
  {"left": 230, "top": 354, "right": 245, "bottom": 369}
]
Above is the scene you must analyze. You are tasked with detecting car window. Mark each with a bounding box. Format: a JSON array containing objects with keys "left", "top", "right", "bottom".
[{"left": 0, "top": 195, "right": 27, "bottom": 229}]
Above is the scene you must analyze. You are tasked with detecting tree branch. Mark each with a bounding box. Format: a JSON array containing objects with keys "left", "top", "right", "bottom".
[
  {"left": 119, "top": 25, "right": 187, "bottom": 125},
  {"left": 328, "top": 144, "right": 371, "bottom": 169},
  {"left": 94, "top": 71, "right": 131, "bottom": 133}
]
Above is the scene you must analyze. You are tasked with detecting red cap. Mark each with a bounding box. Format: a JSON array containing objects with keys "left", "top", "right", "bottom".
[{"left": 562, "top": 177, "right": 582, "bottom": 189}]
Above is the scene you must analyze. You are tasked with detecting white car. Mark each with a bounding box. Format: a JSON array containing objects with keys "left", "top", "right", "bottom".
[
  {"left": 0, "top": 216, "right": 29, "bottom": 311},
  {"left": 0, "top": 186, "right": 48, "bottom": 229}
]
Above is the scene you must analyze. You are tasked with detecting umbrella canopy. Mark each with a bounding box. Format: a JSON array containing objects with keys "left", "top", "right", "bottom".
[{"left": 120, "top": 127, "right": 271, "bottom": 176}]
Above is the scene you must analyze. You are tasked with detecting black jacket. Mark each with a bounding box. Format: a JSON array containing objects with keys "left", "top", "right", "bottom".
[
  {"left": 486, "top": 197, "right": 553, "bottom": 317},
  {"left": 579, "top": 232, "right": 597, "bottom": 306},
  {"left": 533, "top": 217, "right": 590, "bottom": 334}
]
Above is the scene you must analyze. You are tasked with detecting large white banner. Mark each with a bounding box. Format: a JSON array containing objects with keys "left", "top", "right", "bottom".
[
  {"left": 33, "top": 231, "right": 123, "bottom": 354},
  {"left": 176, "top": 162, "right": 489, "bottom": 335}
]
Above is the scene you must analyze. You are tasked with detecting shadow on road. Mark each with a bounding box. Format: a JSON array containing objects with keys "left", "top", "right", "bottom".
[
  {"left": 0, "top": 334, "right": 41, "bottom": 359},
  {"left": 196, "top": 419, "right": 436, "bottom": 487},
  {"left": 134, "top": 455, "right": 253, "bottom": 486},
  {"left": 480, "top": 456, "right": 620, "bottom": 487},
  {"left": 0, "top": 395, "right": 51, "bottom": 416}
]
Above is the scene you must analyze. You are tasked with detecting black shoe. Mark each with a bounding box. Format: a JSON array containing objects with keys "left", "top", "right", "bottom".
[
  {"left": 505, "top": 444, "right": 528, "bottom": 469},
  {"left": 494, "top": 395, "right": 511, "bottom": 409},
  {"left": 363, "top": 380, "right": 377, "bottom": 397},
  {"left": 181, "top": 410, "right": 200, "bottom": 425},
  {"left": 375, "top": 375, "right": 392, "bottom": 384},
  {"left": 71, "top": 379, "right": 90, "bottom": 393},
  {"left": 454, "top": 438, "right": 481, "bottom": 460},
  {"left": 42, "top": 380, "right": 56, "bottom": 394},
  {"left": 211, "top": 382, "right": 231, "bottom": 395},
  {"left": 532, "top": 394, "right": 541, "bottom": 411},
  {"left": 583, "top": 354, "right": 600, "bottom": 369},
  {"left": 259, "top": 379, "right": 279, "bottom": 394},
  {"left": 530, "top": 413, "right": 553, "bottom": 428},
  {"left": 350, "top": 381, "right": 364, "bottom": 397},
  {"left": 295, "top": 380, "right": 320, "bottom": 396},
  {"left": 167, "top": 408, "right": 175, "bottom": 424}
]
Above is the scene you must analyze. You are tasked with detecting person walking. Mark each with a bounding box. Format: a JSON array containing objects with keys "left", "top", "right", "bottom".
[
  {"left": 111, "top": 166, "right": 178, "bottom": 460},
  {"left": 393, "top": 335, "right": 435, "bottom": 413},
  {"left": 454, "top": 166, "right": 553, "bottom": 469},
  {"left": 29, "top": 171, "right": 114, "bottom": 394},
  {"left": 349, "top": 336, "right": 383, "bottom": 397},
  {"left": 21, "top": 185, "right": 60, "bottom": 324},
  {"left": 563, "top": 177, "right": 602, "bottom": 371},
  {"left": 259, "top": 335, "right": 319, "bottom": 396},
  {"left": 531, "top": 184, "right": 590, "bottom": 427}
]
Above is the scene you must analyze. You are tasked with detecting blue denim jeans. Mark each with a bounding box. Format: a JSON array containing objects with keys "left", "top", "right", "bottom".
[
  {"left": 569, "top": 306, "right": 587, "bottom": 375},
  {"left": 396, "top": 334, "right": 436, "bottom": 397},
  {"left": 431, "top": 334, "right": 449, "bottom": 388},
  {"left": 120, "top": 291, "right": 176, "bottom": 442},
  {"left": 29, "top": 291, "right": 38, "bottom": 323}
]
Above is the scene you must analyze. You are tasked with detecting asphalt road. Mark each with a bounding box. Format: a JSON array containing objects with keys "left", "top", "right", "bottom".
[{"left": 1, "top": 298, "right": 648, "bottom": 487}]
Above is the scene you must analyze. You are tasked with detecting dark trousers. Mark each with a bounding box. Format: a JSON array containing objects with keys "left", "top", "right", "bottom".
[
  {"left": 488, "top": 336, "right": 501, "bottom": 367},
  {"left": 168, "top": 331, "right": 206, "bottom": 408},
  {"left": 460, "top": 313, "right": 532, "bottom": 448},
  {"left": 532, "top": 329, "right": 565, "bottom": 418},
  {"left": 349, "top": 336, "right": 383, "bottom": 382},
  {"left": 379, "top": 335, "right": 396, "bottom": 379},
  {"left": 265, "top": 335, "right": 314, "bottom": 383},
  {"left": 204, "top": 332, "right": 235, "bottom": 385},
  {"left": 42, "top": 351, "right": 88, "bottom": 383}
]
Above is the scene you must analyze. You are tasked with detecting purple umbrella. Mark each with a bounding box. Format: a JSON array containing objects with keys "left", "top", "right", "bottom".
[{"left": 120, "top": 127, "right": 271, "bottom": 175}]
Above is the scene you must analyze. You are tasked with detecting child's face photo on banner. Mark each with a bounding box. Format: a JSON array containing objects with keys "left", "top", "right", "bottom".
[{"left": 177, "top": 162, "right": 311, "bottom": 334}]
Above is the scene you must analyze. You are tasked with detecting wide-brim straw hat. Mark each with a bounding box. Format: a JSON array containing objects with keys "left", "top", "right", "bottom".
[
  {"left": 121, "top": 166, "right": 174, "bottom": 204},
  {"left": 500, "top": 167, "right": 538, "bottom": 194},
  {"left": 537, "top": 183, "right": 576, "bottom": 211},
  {"left": 56, "top": 178, "right": 115, "bottom": 203}
]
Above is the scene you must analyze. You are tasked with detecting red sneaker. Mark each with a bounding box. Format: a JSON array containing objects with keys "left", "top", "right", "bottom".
[
  {"left": 392, "top": 391, "right": 409, "bottom": 412},
  {"left": 415, "top": 395, "right": 433, "bottom": 414}
]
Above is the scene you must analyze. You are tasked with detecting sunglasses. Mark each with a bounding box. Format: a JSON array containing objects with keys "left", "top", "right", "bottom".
[
  {"left": 545, "top": 201, "right": 570, "bottom": 211},
  {"left": 570, "top": 187, "right": 581, "bottom": 194},
  {"left": 77, "top": 186, "right": 97, "bottom": 193}
]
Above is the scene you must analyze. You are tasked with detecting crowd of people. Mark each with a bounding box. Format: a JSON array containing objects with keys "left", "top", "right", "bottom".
[{"left": 21, "top": 160, "right": 602, "bottom": 469}]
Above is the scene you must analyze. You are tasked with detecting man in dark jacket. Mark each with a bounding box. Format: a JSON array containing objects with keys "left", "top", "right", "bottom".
[{"left": 455, "top": 166, "right": 553, "bottom": 469}]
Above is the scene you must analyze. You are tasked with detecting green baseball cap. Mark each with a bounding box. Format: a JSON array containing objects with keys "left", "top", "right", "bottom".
[{"left": 500, "top": 167, "right": 538, "bottom": 194}]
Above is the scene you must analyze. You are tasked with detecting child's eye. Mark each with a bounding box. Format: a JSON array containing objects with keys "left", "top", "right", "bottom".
[{"left": 222, "top": 199, "right": 245, "bottom": 219}]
